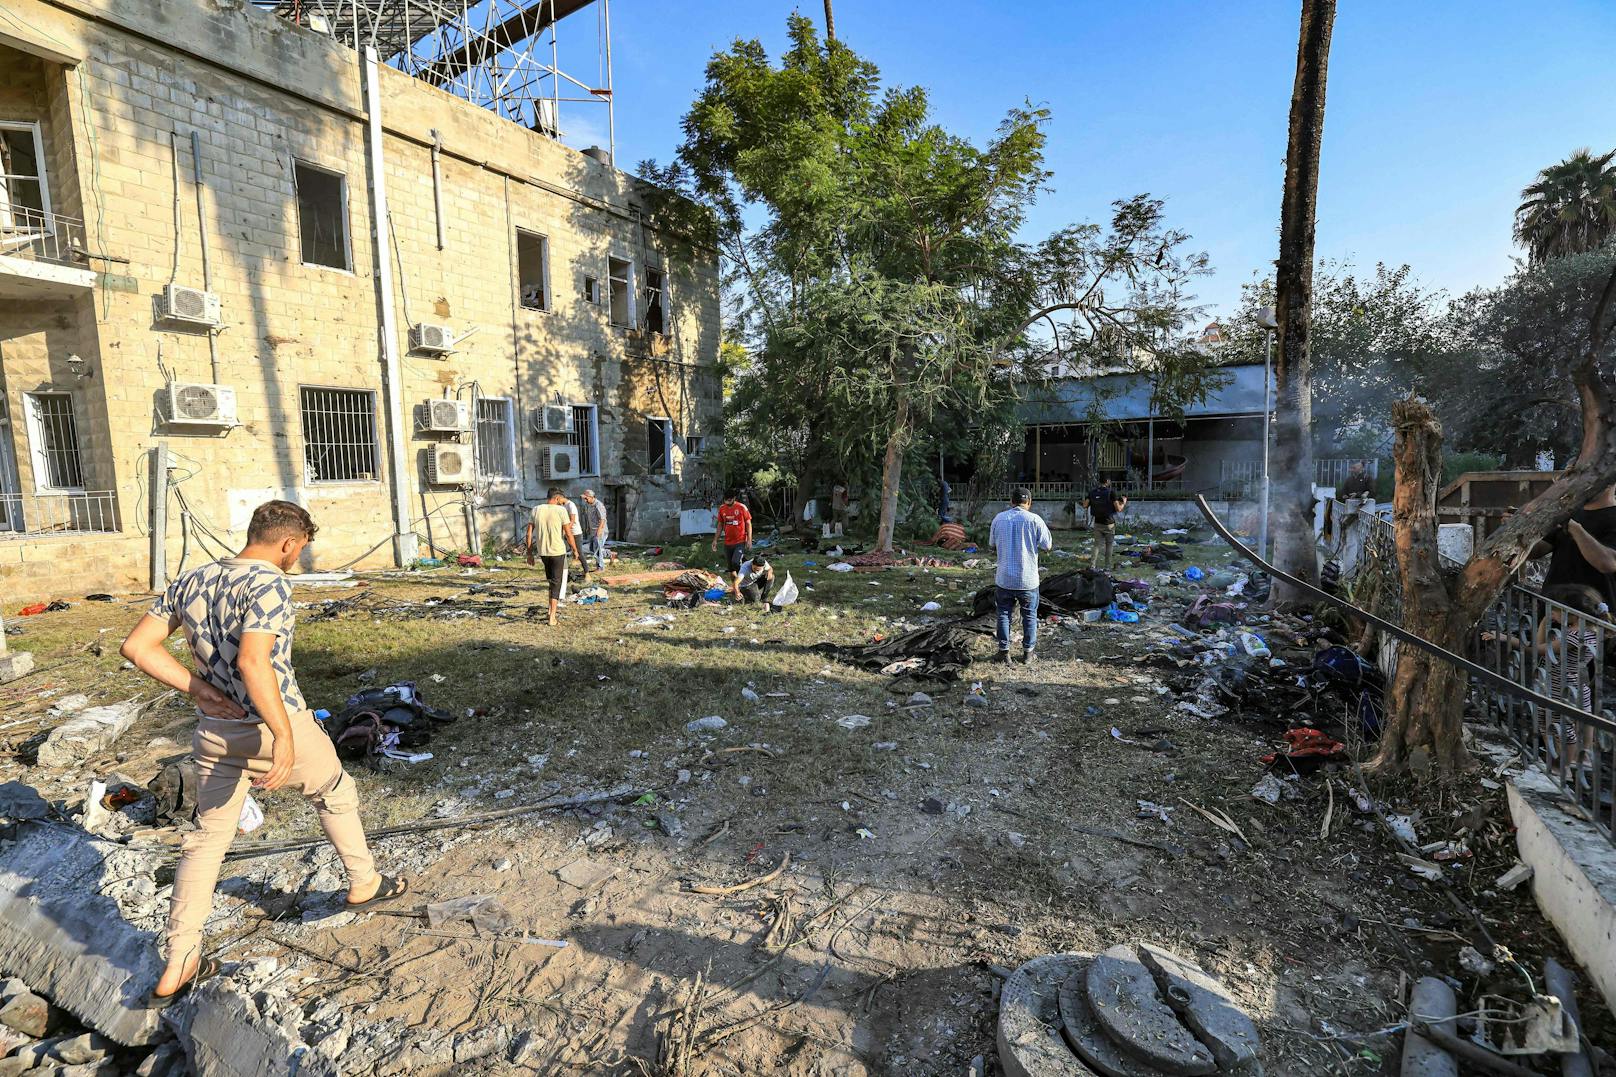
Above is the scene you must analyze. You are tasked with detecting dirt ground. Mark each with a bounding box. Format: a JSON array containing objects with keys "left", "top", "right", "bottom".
[{"left": 2, "top": 527, "right": 1611, "bottom": 1075}]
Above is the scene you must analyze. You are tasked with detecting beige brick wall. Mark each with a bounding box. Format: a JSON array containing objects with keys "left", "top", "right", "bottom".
[{"left": 0, "top": 0, "right": 720, "bottom": 600}]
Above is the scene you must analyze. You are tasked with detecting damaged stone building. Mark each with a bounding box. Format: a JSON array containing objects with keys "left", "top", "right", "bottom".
[{"left": 0, "top": 0, "right": 722, "bottom": 598}]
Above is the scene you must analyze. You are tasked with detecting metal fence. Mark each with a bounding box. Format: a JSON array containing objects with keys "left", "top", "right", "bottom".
[
  {"left": 1328, "top": 500, "right": 1616, "bottom": 845},
  {"left": 1316, "top": 457, "right": 1378, "bottom": 489},
  {"left": 0, "top": 490, "right": 120, "bottom": 536},
  {"left": 0, "top": 206, "right": 88, "bottom": 267}
]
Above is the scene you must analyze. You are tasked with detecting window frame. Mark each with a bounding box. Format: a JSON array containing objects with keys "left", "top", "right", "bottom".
[
  {"left": 570, "top": 403, "right": 600, "bottom": 477},
  {"left": 22, "top": 391, "right": 84, "bottom": 493},
  {"left": 643, "top": 266, "right": 666, "bottom": 334},
  {"left": 292, "top": 158, "right": 353, "bottom": 273},
  {"left": 298, "top": 385, "right": 380, "bottom": 485},
  {"left": 646, "top": 416, "right": 673, "bottom": 476},
  {"left": 684, "top": 434, "right": 707, "bottom": 458},
  {"left": 607, "top": 256, "right": 636, "bottom": 328},
  {"left": 475, "top": 396, "right": 518, "bottom": 481},
  {"left": 515, "top": 229, "right": 551, "bottom": 312},
  {"left": 0, "top": 120, "right": 53, "bottom": 230}
]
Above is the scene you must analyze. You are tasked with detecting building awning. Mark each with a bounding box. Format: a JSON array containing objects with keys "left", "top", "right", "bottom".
[{"left": 1016, "top": 362, "right": 1268, "bottom": 426}]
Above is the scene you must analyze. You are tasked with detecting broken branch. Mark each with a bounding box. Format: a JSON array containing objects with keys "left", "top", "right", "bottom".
[{"left": 688, "top": 852, "right": 791, "bottom": 895}]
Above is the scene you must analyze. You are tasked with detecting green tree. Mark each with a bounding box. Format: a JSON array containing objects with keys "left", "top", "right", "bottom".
[{"left": 1514, "top": 148, "right": 1616, "bottom": 265}]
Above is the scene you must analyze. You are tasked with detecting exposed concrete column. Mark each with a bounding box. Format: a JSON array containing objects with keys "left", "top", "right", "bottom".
[
  {"left": 362, "top": 46, "right": 418, "bottom": 568},
  {"left": 0, "top": 611, "right": 33, "bottom": 682}
]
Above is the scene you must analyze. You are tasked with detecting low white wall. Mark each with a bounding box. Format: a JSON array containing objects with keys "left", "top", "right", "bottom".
[{"left": 977, "top": 498, "right": 1256, "bottom": 531}]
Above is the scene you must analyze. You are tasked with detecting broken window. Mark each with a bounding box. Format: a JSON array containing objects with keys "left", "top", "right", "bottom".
[
  {"left": 647, "top": 417, "right": 672, "bottom": 475},
  {"left": 300, "top": 386, "right": 377, "bottom": 483},
  {"left": 608, "top": 257, "right": 633, "bottom": 327},
  {"left": 516, "top": 230, "right": 549, "bottom": 311},
  {"left": 0, "top": 121, "right": 49, "bottom": 228},
  {"left": 643, "top": 267, "right": 665, "bottom": 334},
  {"left": 582, "top": 275, "right": 602, "bottom": 305},
  {"left": 476, "top": 397, "right": 515, "bottom": 478},
  {"left": 571, "top": 404, "right": 599, "bottom": 476},
  {"left": 684, "top": 434, "right": 706, "bottom": 457},
  {"left": 294, "top": 160, "right": 350, "bottom": 270},
  {"left": 24, "top": 392, "right": 83, "bottom": 491}
]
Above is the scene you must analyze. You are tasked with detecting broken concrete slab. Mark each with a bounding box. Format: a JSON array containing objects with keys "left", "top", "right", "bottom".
[
  {"left": 1400, "top": 977, "right": 1457, "bottom": 1077},
  {"left": 1086, "top": 945, "right": 1216, "bottom": 1076},
  {"left": 0, "top": 991, "right": 50, "bottom": 1037},
  {"left": 170, "top": 979, "right": 340, "bottom": 1077},
  {"left": 0, "top": 821, "right": 165, "bottom": 1045},
  {"left": 36, "top": 702, "right": 142, "bottom": 769},
  {"left": 998, "top": 954, "right": 1098, "bottom": 1077},
  {"left": 555, "top": 857, "right": 617, "bottom": 891},
  {"left": 1137, "top": 944, "right": 1261, "bottom": 1076},
  {"left": 1056, "top": 958, "right": 1175, "bottom": 1077},
  {"left": 0, "top": 651, "right": 34, "bottom": 685}
]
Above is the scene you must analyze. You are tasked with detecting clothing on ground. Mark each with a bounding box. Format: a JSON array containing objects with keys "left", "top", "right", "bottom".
[
  {"left": 717, "top": 500, "right": 752, "bottom": 546},
  {"left": 989, "top": 506, "right": 1053, "bottom": 590},
  {"left": 150, "top": 558, "right": 304, "bottom": 721},
  {"left": 530, "top": 503, "right": 571, "bottom": 558},
  {"left": 1087, "top": 486, "right": 1124, "bottom": 524},
  {"left": 995, "top": 586, "right": 1039, "bottom": 654},
  {"left": 166, "top": 710, "right": 376, "bottom": 965},
  {"left": 1544, "top": 506, "right": 1616, "bottom": 608},
  {"left": 929, "top": 522, "right": 967, "bottom": 550}
]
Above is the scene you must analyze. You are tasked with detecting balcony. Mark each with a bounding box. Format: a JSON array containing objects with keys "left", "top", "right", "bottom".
[
  {"left": 0, "top": 490, "right": 120, "bottom": 538},
  {"left": 0, "top": 208, "right": 97, "bottom": 299}
]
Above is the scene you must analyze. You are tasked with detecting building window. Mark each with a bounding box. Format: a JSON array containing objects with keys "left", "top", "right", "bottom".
[
  {"left": 571, "top": 404, "right": 599, "bottom": 476},
  {"left": 647, "top": 417, "right": 673, "bottom": 475},
  {"left": 582, "top": 275, "right": 602, "bottom": 305},
  {"left": 293, "top": 160, "right": 350, "bottom": 270},
  {"left": 476, "top": 397, "right": 516, "bottom": 479},
  {"left": 684, "top": 434, "right": 708, "bottom": 458},
  {"left": 516, "top": 230, "right": 549, "bottom": 311},
  {"left": 0, "top": 121, "right": 50, "bottom": 227},
  {"left": 608, "top": 257, "right": 634, "bottom": 327},
  {"left": 24, "top": 392, "right": 84, "bottom": 491},
  {"left": 300, "top": 387, "right": 377, "bottom": 483},
  {"left": 643, "top": 268, "right": 665, "bottom": 334}
]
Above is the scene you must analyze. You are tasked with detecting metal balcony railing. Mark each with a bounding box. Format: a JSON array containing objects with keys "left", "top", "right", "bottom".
[
  {"left": 0, "top": 206, "right": 88, "bottom": 268},
  {"left": 0, "top": 490, "right": 119, "bottom": 537}
]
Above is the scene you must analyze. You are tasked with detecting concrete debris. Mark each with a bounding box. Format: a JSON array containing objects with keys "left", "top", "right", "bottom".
[
  {"left": 685, "top": 716, "right": 727, "bottom": 733},
  {"left": 836, "top": 714, "right": 873, "bottom": 730},
  {"left": 1494, "top": 862, "right": 1533, "bottom": 891},
  {"left": 0, "top": 992, "right": 50, "bottom": 1038},
  {"left": 1138, "top": 942, "right": 1261, "bottom": 1075},
  {"left": 35, "top": 702, "right": 143, "bottom": 769},
  {"left": 1086, "top": 944, "right": 1216, "bottom": 1074},
  {"left": 172, "top": 978, "right": 341, "bottom": 1077},
  {"left": 555, "top": 858, "right": 617, "bottom": 891},
  {"left": 1456, "top": 946, "right": 1495, "bottom": 977}
]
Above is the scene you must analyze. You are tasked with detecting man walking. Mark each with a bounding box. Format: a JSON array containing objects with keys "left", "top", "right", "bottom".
[
  {"left": 119, "top": 501, "right": 402, "bottom": 1005},
  {"left": 1084, "top": 477, "right": 1127, "bottom": 570},
  {"left": 579, "top": 488, "right": 609, "bottom": 571},
  {"left": 713, "top": 490, "right": 753, "bottom": 600},
  {"left": 989, "top": 487, "right": 1053, "bottom": 664},
  {"left": 527, "top": 488, "right": 587, "bottom": 625}
]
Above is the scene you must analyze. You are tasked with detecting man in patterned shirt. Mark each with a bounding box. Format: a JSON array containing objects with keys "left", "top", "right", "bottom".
[{"left": 120, "top": 500, "right": 404, "bottom": 1005}]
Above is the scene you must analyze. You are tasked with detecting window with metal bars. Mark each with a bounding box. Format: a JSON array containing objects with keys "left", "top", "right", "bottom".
[
  {"left": 299, "top": 387, "right": 378, "bottom": 483},
  {"left": 476, "top": 397, "right": 515, "bottom": 478},
  {"left": 571, "top": 405, "right": 598, "bottom": 476},
  {"left": 24, "top": 392, "right": 84, "bottom": 491}
]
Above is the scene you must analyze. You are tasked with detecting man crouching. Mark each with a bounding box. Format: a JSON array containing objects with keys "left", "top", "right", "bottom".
[{"left": 120, "top": 500, "right": 405, "bottom": 1005}]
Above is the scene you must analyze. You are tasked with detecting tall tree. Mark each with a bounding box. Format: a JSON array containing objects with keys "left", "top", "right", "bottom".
[
  {"left": 1514, "top": 148, "right": 1616, "bottom": 265},
  {"left": 1270, "top": 0, "right": 1336, "bottom": 594},
  {"left": 823, "top": 0, "right": 836, "bottom": 41}
]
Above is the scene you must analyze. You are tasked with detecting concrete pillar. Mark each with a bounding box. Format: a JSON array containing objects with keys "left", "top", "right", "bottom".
[{"left": 0, "top": 612, "right": 33, "bottom": 683}]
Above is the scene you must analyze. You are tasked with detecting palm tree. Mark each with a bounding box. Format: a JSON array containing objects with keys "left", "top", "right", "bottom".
[{"left": 1514, "top": 148, "right": 1616, "bottom": 264}]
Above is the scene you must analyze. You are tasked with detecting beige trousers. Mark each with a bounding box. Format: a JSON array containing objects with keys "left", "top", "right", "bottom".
[
  {"left": 165, "top": 710, "right": 378, "bottom": 964},
  {"left": 1091, "top": 523, "right": 1116, "bottom": 570}
]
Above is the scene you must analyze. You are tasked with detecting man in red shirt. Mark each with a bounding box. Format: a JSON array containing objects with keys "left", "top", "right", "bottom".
[{"left": 712, "top": 490, "right": 754, "bottom": 600}]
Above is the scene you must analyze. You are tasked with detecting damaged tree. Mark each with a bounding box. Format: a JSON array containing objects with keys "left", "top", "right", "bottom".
[
  {"left": 1270, "top": 0, "right": 1336, "bottom": 596},
  {"left": 1374, "top": 254, "right": 1616, "bottom": 773}
]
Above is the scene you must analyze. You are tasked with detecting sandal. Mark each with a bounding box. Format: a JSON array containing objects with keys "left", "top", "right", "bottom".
[
  {"left": 346, "top": 875, "right": 409, "bottom": 908},
  {"left": 145, "top": 955, "right": 221, "bottom": 1009}
]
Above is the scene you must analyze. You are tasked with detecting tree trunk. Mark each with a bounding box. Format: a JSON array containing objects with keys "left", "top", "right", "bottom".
[
  {"left": 790, "top": 423, "right": 823, "bottom": 534},
  {"left": 875, "top": 388, "right": 910, "bottom": 552},
  {"left": 1373, "top": 398, "right": 1470, "bottom": 773},
  {"left": 1270, "top": 0, "right": 1336, "bottom": 601},
  {"left": 823, "top": 0, "right": 836, "bottom": 41}
]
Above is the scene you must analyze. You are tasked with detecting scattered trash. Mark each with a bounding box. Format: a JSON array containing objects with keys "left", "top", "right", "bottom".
[
  {"left": 238, "top": 795, "right": 264, "bottom": 834},
  {"left": 1184, "top": 566, "right": 1205, "bottom": 581},
  {"left": 907, "top": 691, "right": 933, "bottom": 706},
  {"left": 1385, "top": 813, "right": 1419, "bottom": 846},
  {"left": 686, "top": 716, "right": 728, "bottom": 733},
  {"left": 1004, "top": 831, "right": 1027, "bottom": 849},
  {"left": 1237, "top": 632, "right": 1270, "bottom": 658},
  {"left": 771, "top": 572, "right": 801, "bottom": 608},
  {"left": 837, "top": 714, "right": 873, "bottom": 730},
  {"left": 1495, "top": 862, "right": 1533, "bottom": 891},
  {"left": 1249, "top": 774, "right": 1298, "bottom": 805},
  {"left": 571, "top": 584, "right": 609, "bottom": 605},
  {"left": 1260, "top": 727, "right": 1346, "bottom": 772},
  {"left": 630, "top": 614, "right": 677, "bottom": 628},
  {"left": 429, "top": 674, "right": 446, "bottom": 684},
  {"left": 741, "top": 687, "right": 760, "bottom": 702},
  {"left": 425, "top": 894, "right": 521, "bottom": 935},
  {"left": 1135, "top": 800, "right": 1174, "bottom": 824},
  {"left": 964, "top": 682, "right": 990, "bottom": 709},
  {"left": 828, "top": 562, "right": 855, "bottom": 573},
  {"left": 85, "top": 593, "right": 116, "bottom": 602},
  {"left": 920, "top": 601, "right": 942, "bottom": 612},
  {"left": 1105, "top": 605, "right": 1140, "bottom": 623}
]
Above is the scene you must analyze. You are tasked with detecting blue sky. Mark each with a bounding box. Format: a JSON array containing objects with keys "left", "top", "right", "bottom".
[{"left": 560, "top": 1, "right": 1616, "bottom": 319}]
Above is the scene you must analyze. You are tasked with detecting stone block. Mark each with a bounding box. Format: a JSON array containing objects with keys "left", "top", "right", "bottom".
[
  {"left": 1085, "top": 945, "right": 1215, "bottom": 1076},
  {"left": 1137, "top": 944, "right": 1261, "bottom": 1076},
  {"left": 0, "top": 992, "right": 50, "bottom": 1038},
  {"left": 53, "top": 1031, "right": 112, "bottom": 1065},
  {"left": 997, "top": 954, "right": 1096, "bottom": 1077},
  {"left": 170, "top": 980, "right": 339, "bottom": 1077},
  {"left": 35, "top": 703, "right": 141, "bottom": 769},
  {"left": 0, "top": 652, "right": 34, "bottom": 684}
]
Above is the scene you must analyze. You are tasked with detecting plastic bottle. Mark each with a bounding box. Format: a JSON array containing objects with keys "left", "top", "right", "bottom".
[{"left": 1237, "top": 632, "right": 1271, "bottom": 658}]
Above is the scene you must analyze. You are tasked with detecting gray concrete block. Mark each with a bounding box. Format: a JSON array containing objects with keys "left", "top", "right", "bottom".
[
  {"left": 998, "top": 954, "right": 1098, "bottom": 1077},
  {"left": 36, "top": 703, "right": 141, "bottom": 769},
  {"left": 1137, "top": 943, "right": 1262, "bottom": 1076},
  {"left": 0, "top": 652, "right": 33, "bottom": 684},
  {"left": 0, "top": 822, "right": 166, "bottom": 1046},
  {"left": 1086, "top": 946, "right": 1216, "bottom": 1076},
  {"left": 52, "top": 1031, "right": 112, "bottom": 1065},
  {"left": 0, "top": 992, "right": 49, "bottom": 1038},
  {"left": 1400, "top": 977, "right": 1457, "bottom": 1077},
  {"left": 1055, "top": 959, "right": 1173, "bottom": 1077},
  {"left": 170, "top": 979, "right": 339, "bottom": 1077}
]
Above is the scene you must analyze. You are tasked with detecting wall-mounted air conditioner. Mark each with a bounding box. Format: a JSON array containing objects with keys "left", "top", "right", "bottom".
[
  {"left": 540, "top": 444, "right": 579, "bottom": 480},
  {"left": 159, "top": 283, "right": 221, "bottom": 327},
  {"left": 410, "top": 322, "right": 456, "bottom": 355},
  {"left": 165, "top": 382, "right": 237, "bottom": 426},
  {"left": 419, "top": 398, "right": 470, "bottom": 433},
  {"left": 532, "top": 404, "right": 572, "bottom": 435},
  {"left": 425, "top": 443, "right": 471, "bottom": 485}
]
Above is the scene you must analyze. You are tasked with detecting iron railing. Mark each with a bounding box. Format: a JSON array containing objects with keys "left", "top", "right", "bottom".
[
  {"left": 0, "top": 206, "right": 88, "bottom": 268},
  {"left": 1327, "top": 500, "right": 1615, "bottom": 845},
  {"left": 1001, "top": 478, "right": 1187, "bottom": 501},
  {"left": 0, "top": 490, "right": 119, "bottom": 537},
  {"left": 1316, "top": 457, "right": 1378, "bottom": 490}
]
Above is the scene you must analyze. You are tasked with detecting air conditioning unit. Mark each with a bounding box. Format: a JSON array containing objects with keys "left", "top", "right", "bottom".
[
  {"left": 425, "top": 443, "right": 471, "bottom": 485},
  {"left": 419, "top": 398, "right": 470, "bottom": 433},
  {"left": 540, "top": 444, "right": 579, "bottom": 481},
  {"left": 410, "top": 322, "right": 456, "bottom": 355},
  {"left": 532, "top": 404, "right": 572, "bottom": 435},
  {"left": 159, "top": 283, "right": 221, "bottom": 327},
  {"left": 165, "top": 382, "right": 237, "bottom": 426}
]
